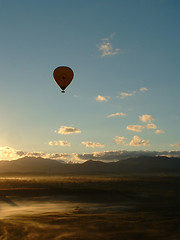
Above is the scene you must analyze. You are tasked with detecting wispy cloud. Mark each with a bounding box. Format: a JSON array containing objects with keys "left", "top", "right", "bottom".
[
  {"left": 99, "top": 35, "right": 120, "bottom": 57},
  {"left": 107, "top": 112, "right": 126, "bottom": 118},
  {"left": 117, "top": 87, "right": 148, "bottom": 99},
  {"left": 126, "top": 125, "right": 145, "bottom": 132},
  {"left": 49, "top": 140, "right": 71, "bottom": 147},
  {"left": 114, "top": 136, "right": 126, "bottom": 145},
  {"left": 155, "top": 129, "right": 165, "bottom": 134},
  {"left": 139, "top": 114, "right": 154, "bottom": 123},
  {"left": 139, "top": 87, "right": 148, "bottom": 92},
  {"left": 96, "top": 95, "right": 110, "bottom": 102},
  {"left": 129, "top": 136, "right": 149, "bottom": 146},
  {"left": 57, "top": 126, "right": 81, "bottom": 135},
  {"left": 118, "top": 91, "right": 136, "bottom": 98},
  {"left": 81, "top": 141, "right": 105, "bottom": 148},
  {"left": 146, "top": 123, "right": 157, "bottom": 129}
]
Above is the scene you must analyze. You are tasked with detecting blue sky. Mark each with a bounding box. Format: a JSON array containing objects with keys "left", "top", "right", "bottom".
[{"left": 0, "top": 0, "right": 180, "bottom": 162}]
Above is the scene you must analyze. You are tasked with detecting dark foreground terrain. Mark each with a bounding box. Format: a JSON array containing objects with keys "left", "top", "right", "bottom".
[{"left": 0, "top": 175, "right": 180, "bottom": 240}]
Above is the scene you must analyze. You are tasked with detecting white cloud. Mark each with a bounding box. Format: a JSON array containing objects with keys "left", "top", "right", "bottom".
[
  {"left": 170, "top": 143, "right": 180, "bottom": 147},
  {"left": 0, "top": 146, "right": 70, "bottom": 161},
  {"left": 49, "top": 140, "right": 71, "bottom": 147},
  {"left": 155, "top": 129, "right": 165, "bottom": 134},
  {"left": 17, "top": 151, "right": 45, "bottom": 158},
  {"left": 114, "top": 136, "right": 126, "bottom": 145},
  {"left": 2, "top": 146, "right": 179, "bottom": 163},
  {"left": 146, "top": 123, "right": 157, "bottom": 129},
  {"left": 126, "top": 125, "right": 145, "bottom": 132},
  {"left": 81, "top": 141, "right": 105, "bottom": 148},
  {"left": 59, "top": 141, "right": 71, "bottom": 146},
  {"left": 0, "top": 146, "right": 19, "bottom": 160},
  {"left": 16, "top": 150, "right": 70, "bottom": 161},
  {"left": 118, "top": 92, "right": 136, "bottom": 98},
  {"left": 96, "top": 95, "right": 110, "bottom": 102},
  {"left": 129, "top": 136, "right": 149, "bottom": 146},
  {"left": 99, "top": 37, "right": 120, "bottom": 57},
  {"left": 139, "top": 114, "right": 154, "bottom": 123},
  {"left": 107, "top": 112, "right": 126, "bottom": 118},
  {"left": 140, "top": 87, "right": 148, "bottom": 92},
  {"left": 57, "top": 126, "right": 81, "bottom": 135},
  {"left": 49, "top": 141, "right": 59, "bottom": 146},
  {"left": 43, "top": 153, "right": 70, "bottom": 161}
]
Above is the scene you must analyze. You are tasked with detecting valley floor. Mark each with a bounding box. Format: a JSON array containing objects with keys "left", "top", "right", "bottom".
[{"left": 0, "top": 175, "right": 179, "bottom": 240}]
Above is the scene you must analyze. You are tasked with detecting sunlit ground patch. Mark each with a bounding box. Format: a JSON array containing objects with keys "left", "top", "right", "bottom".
[{"left": 0, "top": 196, "right": 132, "bottom": 219}]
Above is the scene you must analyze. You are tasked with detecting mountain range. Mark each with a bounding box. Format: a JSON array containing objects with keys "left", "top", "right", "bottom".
[{"left": 0, "top": 156, "right": 180, "bottom": 175}]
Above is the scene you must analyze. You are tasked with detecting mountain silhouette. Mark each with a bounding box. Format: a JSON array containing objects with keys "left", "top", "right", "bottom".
[{"left": 0, "top": 156, "right": 180, "bottom": 175}]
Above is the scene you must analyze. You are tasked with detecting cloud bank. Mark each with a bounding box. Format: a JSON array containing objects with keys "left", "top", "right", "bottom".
[
  {"left": 1, "top": 146, "right": 180, "bottom": 163},
  {"left": 0, "top": 146, "right": 70, "bottom": 161},
  {"left": 74, "top": 150, "right": 180, "bottom": 162},
  {"left": 171, "top": 143, "right": 180, "bottom": 147}
]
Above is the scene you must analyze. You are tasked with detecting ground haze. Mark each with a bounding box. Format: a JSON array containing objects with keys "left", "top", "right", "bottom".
[{"left": 0, "top": 175, "right": 179, "bottom": 240}]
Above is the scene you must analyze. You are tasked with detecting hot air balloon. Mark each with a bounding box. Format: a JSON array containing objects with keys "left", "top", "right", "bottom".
[{"left": 53, "top": 66, "right": 74, "bottom": 93}]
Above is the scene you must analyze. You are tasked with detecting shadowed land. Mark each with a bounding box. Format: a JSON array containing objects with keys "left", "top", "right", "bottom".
[
  {"left": 1, "top": 211, "right": 179, "bottom": 240},
  {"left": 0, "top": 156, "right": 180, "bottom": 175},
  {"left": 0, "top": 175, "right": 180, "bottom": 239}
]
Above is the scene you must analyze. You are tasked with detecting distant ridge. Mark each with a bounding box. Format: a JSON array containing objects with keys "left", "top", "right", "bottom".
[{"left": 0, "top": 156, "right": 180, "bottom": 175}]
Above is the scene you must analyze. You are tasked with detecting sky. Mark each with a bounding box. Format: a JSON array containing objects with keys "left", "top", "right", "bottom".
[{"left": 0, "top": 0, "right": 180, "bottom": 162}]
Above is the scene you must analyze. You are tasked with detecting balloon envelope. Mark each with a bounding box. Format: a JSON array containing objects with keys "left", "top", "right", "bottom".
[{"left": 53, "top": 66, "right": 74, "bottom": 92}]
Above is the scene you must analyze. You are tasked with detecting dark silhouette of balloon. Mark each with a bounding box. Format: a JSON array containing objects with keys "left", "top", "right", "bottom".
[{"left": 53, "top": 66, "right": 74, "bottom": 93}]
